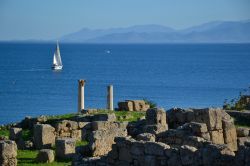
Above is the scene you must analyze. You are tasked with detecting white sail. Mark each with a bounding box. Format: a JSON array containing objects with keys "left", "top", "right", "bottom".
[{"left": 52, "top": 41, "right": 63, "bottom": 70}]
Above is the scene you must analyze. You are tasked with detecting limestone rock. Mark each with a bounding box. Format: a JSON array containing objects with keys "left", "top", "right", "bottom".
[
  {"left": 131, "top": 100, "right": 150, "bottom": 112},
  {"left": 36, "top": 149, "right": 54, "bottom": 163},
  {"left": 210, "top": 130, "right": 224, "bottom": 144},
  {"left": 236, "top": 127, "right": 249, "bottom": 137},
  {"left": 136, "top": 133, "right": 155, "bottom": 142},
  {"left": 193, "top": 108, "right": 222, "bottom": 131},
  {"left": 222, "top": 113, "right": 238, "bottom": 151},
  {"left": 33, "top": 124, "right": 55, "bottom": 149},
  {"left": 118, "top": 101, "right": 133, "bottom": 111},
  {"left": 237, "top": 137, "right": 250, "bottom": 146},
  {"left": 0, "top": 140, "right": 17, "bottom": 166},
  {"left": 9, "top": 128, "right": 22, "bottom": 141},
  {"left": 144, "top": 142, "right": 170, "bottom": 156},
  {"left": 55, "top": 138, "right": 76, "bottom": 159},
  {"left": 180, "top": 145, "right": 198, "bottom": 166},
  {"left": 146, "top": 108, "right": 167, "bottom": 126},
  {"left": 93, "top": 113, "right": 117, "bottom": 122},
  {"left": 190, "top": 122, "right": 208, "bottom": 133}
]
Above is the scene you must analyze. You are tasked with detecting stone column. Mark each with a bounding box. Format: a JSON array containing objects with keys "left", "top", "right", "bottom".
[
  {"left": 78, "top": 80, "right": 86, "bottom": 113},
  {"left": 107, "top": 85, "right": 113, "bottom": 110}
]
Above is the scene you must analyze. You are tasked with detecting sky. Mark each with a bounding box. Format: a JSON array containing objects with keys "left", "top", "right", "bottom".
[{"left": 0, "top": 0, "right": 250, "bottom": 40}]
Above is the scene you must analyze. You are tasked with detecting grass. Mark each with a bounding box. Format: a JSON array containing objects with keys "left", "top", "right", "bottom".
[
  {"left": 0, "top": 128, "right": 9, "bottom": 139},
  {"left": 2, "top": 111, "right": 143, "bottom": 165},
  {"left": 18, "top": 150, "right": 71, "bottom": 166},
  {"left": 76, "top": 140, "right": 88, "bottom": 147},
  {"left": 87, "top": 110, "right": 146, "bottom": 122},
  {"left": 46, "top": 113, "right": 77, "bottom": 121}
]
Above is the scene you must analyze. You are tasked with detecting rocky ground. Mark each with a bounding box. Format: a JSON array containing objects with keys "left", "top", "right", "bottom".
[{"left": 1, "top": 102, "right": 250, "bottom": 166}]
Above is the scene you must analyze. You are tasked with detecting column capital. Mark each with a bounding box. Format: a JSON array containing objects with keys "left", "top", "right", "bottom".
[{"left": 78, "top": 79, "right": 86, "bottom": 86}]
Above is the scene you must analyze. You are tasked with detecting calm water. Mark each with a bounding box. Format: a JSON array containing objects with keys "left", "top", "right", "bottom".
[{"left": 0, "top": 43, "right": 250, "bottom": 124}]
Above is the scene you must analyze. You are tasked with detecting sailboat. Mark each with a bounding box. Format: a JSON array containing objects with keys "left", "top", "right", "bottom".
[{"left": 52, "top": 41, "right": 63, "bottom": 70}]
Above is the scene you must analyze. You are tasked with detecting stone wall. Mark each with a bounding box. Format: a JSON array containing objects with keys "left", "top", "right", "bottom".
[
  {"left": 166, "top": 108, "right": 238, "bottom": 151},
  {"left": 88, "top": 121, "right": 128, "bottom": 156},
  {"left": 0, "top": 140, "right": 17, "bottom": 166},
  {"left": 75, "top": 136, "right": 240, "bottom": 166},
  {"left": 118, "top": 100, "right": 150, "bottom": 111}
]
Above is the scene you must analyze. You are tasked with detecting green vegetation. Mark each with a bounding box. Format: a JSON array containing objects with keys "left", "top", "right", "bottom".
[
  {"left": 143, "top": 98, "right": 157, "bottom": 108},
  {"left": 46, "top": 114, "right": 77, "bottom": 121},
  {"left": 22, "top": 129, "right": 32, "bottom": 141},
  {"left": 76, "top": 140, "right": 88, "bottom": 147},
  {"left": 0, "top": 128, "right": 9, "bottom": 139},
  {"left": 87, "top": 110, "right": 146, "bottom": 122},
  {"left": 17, "top": 150, "right": 71, "bottom": 166},
  {"left": 223, "top": 86, "right": 250, "bottom": 111}
]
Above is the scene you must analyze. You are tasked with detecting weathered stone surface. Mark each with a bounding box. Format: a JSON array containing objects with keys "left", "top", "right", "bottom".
[
  {"left": 89, "top": 122, "right": 127, "bottom": 156},
  {"left": 146, "top": 108, "right": 167, "bottom": 126},
  {"left": 236, "top": 127, "right": 249, "bottom": 137},
  {"left": 55, "top": 138, "right": 76, "bottom": 159},
  {"left": 0, "top": 140, "right": 17, "bottom": 166},
  {"left": 190, "top": 122, "right": 208, "bottom": 133},
  {"left": 93, "top": 113, "right": 116, "bottom": 122},
  {"left": 237, "top": 137, "right": 250, "bottom": 146},
  {"left": 210, "top": 129, "right": 224, "bottom": 144},
  {"left": 144, "top": 142, "right": 170, "bottom": 156},
  {"left": 202, "top": 144, "right": 235, "bottom": 166},
  {"left": 55, "top": 120, "right": 78, "bottom": 132},
  {"left": 33, "top": 124, "right": 55, "bottom": 149},
  {"left": 9, "top": 128, "right": 22, "bottom": 141},
  {"left": 180, "top": 145, "right": 197, "bottom": 166},
  {"left": 143, "top": 124, "right": 168, "bottom": 134},
  {"left": 36, "top": 149, "right": 54, "bottom": 163},
  {"left": 222, "top": 112, "right": 238, "bottom": 151},
  {"left": 118, "top": 101, "right": 133, "bottom": 111},
  {"left": 193, "top": 108, "right": 222, "bottom": 131},
  {"left": 131, "top": 100, "right": 150, "bottom": 112},
  {"left": 136, "top": 133, "right": 155, "bottom": 142},
  {"left": 167, "top": 108, "right": 194, "bottom": 129},
  {"left": 118, "top": 100, "right": 150, "bottom": 112}
]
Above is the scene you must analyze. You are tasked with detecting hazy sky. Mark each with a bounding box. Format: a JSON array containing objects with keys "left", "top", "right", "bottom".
[{"left": 0, "top": 0, "right": 250, "bottom": 40}]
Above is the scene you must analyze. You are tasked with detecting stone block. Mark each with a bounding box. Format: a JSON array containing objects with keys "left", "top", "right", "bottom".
[
  {"left": 144, "top": 142, "right": 170, "bottom": 156},
  {"left": 9, "top": 128, "right": 22, "bottom": 141},
  {"left": 180, "top": 145, "right": 197, "bottom": 166},
  {"left": 222, "top": 116, "right": 237, "bottom": 151},
  {"left": 237, "top": 137, "right": 250, "bottom": 146},
  {"left": 33, "top": 124, "right": 55, "bottom": 149},
  {"left": 210, "top": 130, "right": 224, "bottom": 144},
  {"left": 130, "top": 141, "right": 145, "bottom": 156},
  {"left": 71, "top": 130, "right": 82, "bottom": 141},
  {"left": 236, "top": 127, "right": 249, "bottom": 137},
  {"left": 0, "top": 140, "right": 17, "bottom": 166},
  {"left": 55, "top": 138, "right": 76, "bottom": 159},
  {"left": 93, "top": 113, "right": 116, "bottom": 122},
  {"left": 118, "top": 101, "right": 133, "bottom": 111},
  {"left": 131, "top": 100, "right": 150, "bottom": 112},
  {"left": 190, "top": 122, "right": 208, "bottom": 133},
  {"left": 136, "top": 133, "right": 155, "bottom": 142},
  {"left": 146, "top": 108, "right": 167, "bottom": 126},
  {"left": 55, "top": 120, "right": 78, "bottom": 132},
  {"left": 36, "top": 149, "right": 54, "bottom": 163},
  {"left": 193, "top": 108, "right": 222, "bottom": 131},
  {"left": 143, "top": 124, "right": 168, "bottom": 134}
]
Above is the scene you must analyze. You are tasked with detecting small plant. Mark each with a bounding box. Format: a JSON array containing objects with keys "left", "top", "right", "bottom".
[
  {"left": 143, "top": 98, "right": 157, "bottom": 108},
  {"left": 223, "top": 86, "right": 250, "bottom": 111}
]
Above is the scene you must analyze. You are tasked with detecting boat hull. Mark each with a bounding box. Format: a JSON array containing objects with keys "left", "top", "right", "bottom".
[{"left": 52, "top": 65, "right": 63, "bottom": 70}]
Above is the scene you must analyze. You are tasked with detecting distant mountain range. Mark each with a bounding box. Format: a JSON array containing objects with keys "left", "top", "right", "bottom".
[{"left": 60, "top": 20, "right": 250, "bottom": 43}]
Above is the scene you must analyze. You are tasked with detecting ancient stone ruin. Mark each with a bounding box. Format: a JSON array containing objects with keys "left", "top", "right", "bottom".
[{"left": 1, "top": 106, "right": 250, "bottom": 166}]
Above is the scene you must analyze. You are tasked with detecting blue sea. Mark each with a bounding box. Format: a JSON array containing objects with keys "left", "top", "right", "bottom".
[{"left": 0, "top": 43, "right": 250, "bottom": 124}]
